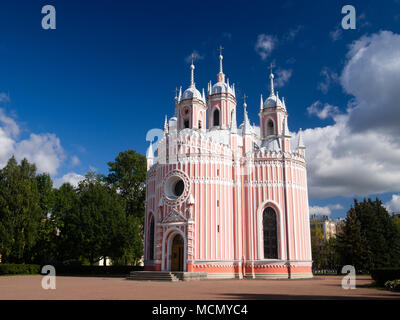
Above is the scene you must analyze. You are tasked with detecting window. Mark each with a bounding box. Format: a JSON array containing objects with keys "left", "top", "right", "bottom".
[
  {"left": 184, "top": 119, "right": 189, "bottom": 128},
  {"left": 263, "top": 207, "right": 278, "bottom": 259},
  {"left": 165, "top": 176, "right": 185, "bottom": 200},
  {"left": 198, "top": 120, "right": 202, "bottom": 129},
  {"left": 149, "top": 216, "right": 155, "bottom": 260},
  {"left": 267, "top": 119, "right": 274, "bottom": 136},
  {"left": 213, "top": 109, "right": 220, "bottom": 126}
]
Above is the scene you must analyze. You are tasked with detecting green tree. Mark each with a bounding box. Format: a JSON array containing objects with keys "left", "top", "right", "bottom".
[
  {"left": 310, "top": 219, "right": 325, "bottom": 271},
  {"left": 394, "top": 215, "right": 400, "bottom": 234},
  {"left": 106, "top": 150, "right": 146, "bottom": 264},
  {"left": 336, "top": 198, "right": 400, "bottom": 272},
  {"left": 0, "top": 157, "right": 41, "bottom": 263},
  {"left": 106, "top": 150, "right": 146, "bottom": 220},
  {"left": 61, "top": 174, "right": 131, "bottom": 265}
]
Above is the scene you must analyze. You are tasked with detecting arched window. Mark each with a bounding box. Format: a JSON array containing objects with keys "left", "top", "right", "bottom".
[
  {"left": 267, "top": 119, "right": 274, "bottom": 136},
  {"left": 149, "top": 216, "right": 155, "bottom": 260},
  {"left": 213, "top": 109, "right": 220, "bottom": 126},
  {"left": 263, "top": 207, "right": 278, "bottom": 259}
]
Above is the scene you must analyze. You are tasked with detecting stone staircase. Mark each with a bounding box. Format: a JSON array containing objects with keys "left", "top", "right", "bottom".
[
  {"left": 127, "top": 271, "right": 179, "bottom": 281},
  {"left": 127, "top": 271, "right": 208, "bottom": 282}
]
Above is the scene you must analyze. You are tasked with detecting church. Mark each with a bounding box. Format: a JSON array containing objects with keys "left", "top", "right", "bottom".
[{"left": 144, "top": 50, "right": 313, "bottom": 279}]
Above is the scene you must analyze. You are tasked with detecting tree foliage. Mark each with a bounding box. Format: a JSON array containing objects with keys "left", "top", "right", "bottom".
[
  {"left": 106, "top": 150, "right": 146, "bottom": 220},
  {"left": 0, "top": 157, "right": 41, "bottom": 263},
  {"left": 336, "top": 198, "right": 400, "bottom": 272},
  {"left": 0, "top": 150, "right": 147, "bottom": 266}
]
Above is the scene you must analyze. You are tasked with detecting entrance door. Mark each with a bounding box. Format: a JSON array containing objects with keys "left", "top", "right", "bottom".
[{"left": 171, "top": 234, "right": 184, "bottom": 271}]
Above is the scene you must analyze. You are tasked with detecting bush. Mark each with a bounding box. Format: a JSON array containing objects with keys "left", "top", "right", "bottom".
[
  {"left": 49, "top": 265, "right": 144, "bottom": 275},
  {"left": 370, "top": 268, "right": 400, "bottom": 286},
  {"left": 385, "top": 280, "right": 400, "bottom": 292},
  {"left": 0, "top": 264, "right": 41, "bottom": 275}
]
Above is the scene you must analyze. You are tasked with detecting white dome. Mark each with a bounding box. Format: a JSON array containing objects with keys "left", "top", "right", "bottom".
[
  {"left": 211, "top": 81, "right": 235, "bottom": 96},
  {"left": 263, "top": 94, "right": 282, "bottom": 108},
  {"left": 211, "top": 82, "right": 228, "bottom": 94},
  {"left": 182, "top": 86, "right": 202, "bottom": 100}
]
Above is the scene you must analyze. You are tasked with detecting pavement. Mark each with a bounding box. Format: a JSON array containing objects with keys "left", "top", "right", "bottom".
[{"left": 0, "top": 275, "right": 399, "bottom": 300}]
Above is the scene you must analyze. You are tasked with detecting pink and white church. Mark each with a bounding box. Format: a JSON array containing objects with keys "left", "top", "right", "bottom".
[{"left": 144, "top": 51, "right": 312, "bottom": 279}]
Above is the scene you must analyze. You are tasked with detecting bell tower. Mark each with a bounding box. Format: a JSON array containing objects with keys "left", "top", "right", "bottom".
[
  {"left": 207, "top": 46, "right": 237, "bottom": 130},
  {"left": 176, "top": 56, "right": 207, "bottom": 132},
  {"left": 259, "top": 64, "right": 291, "bottom": 152}
]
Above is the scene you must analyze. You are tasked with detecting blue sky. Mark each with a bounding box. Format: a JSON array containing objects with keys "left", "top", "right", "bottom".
[{"left": 1, "top": 0, "right": 400, "bottom": 218}]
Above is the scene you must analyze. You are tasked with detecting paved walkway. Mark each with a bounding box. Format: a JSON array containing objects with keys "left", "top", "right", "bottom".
[{"left": 0, "top": 275, "right": 399, "bottom": 300}]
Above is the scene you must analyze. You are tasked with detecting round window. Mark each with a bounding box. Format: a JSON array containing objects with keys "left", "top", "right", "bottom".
[{"left": 165, "top": 176, "right": 185, "bottom": 200}]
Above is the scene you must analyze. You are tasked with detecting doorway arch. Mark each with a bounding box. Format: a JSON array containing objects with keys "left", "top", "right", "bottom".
[{"left": 171, "top": 234, "right": 184, "bottom": 271}]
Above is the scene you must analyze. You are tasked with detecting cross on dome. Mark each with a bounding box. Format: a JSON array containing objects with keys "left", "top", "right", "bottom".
[{"left": 269, "top": 63, "right": 275, "bottom": 97}]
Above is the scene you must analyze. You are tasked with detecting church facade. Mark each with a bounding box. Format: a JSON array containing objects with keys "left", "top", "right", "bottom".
[{"left": 144, "top": 52, "right": 312, "bottom": 279}]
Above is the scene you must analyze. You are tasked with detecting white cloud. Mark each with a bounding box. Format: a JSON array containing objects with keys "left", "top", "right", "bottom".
[
  {"left": 255, "top": 34, "right": 277, "bottom": 60},
  {"left": 275, "top": 69, "right": 292, "bottom": 88},
  {"left": 385, "top": 194, "right": 400, "bottom": 213},
  {"left": 0, "top": 93, "right": 10, "bottom": 103},
  {"left": 13, "top": 133, "right": 65, "bottom": 175},
  {"left": 307, "top": 101, "right": 339, "bottom": 120},
  {"left": 0, "top": 108, "right": 19, "bottom": 137},
  {"left": 317, "top": 67, "right": 339, "bottom": 94},
  {"left": 70, "top": 155, "right": 80, "bottom": 167},
  {"left": 341, "top": 31, "right": 400, "bottom": 136},
  {"left": 309, "top": 204, "right": 344, "bottom": 216},
  {"left": 0, "top": 109, "right": 66, "bottom": 175},
  {"left": 330, "top": 27, "right": 342, "bottom": 41},
  {"left": 53, "top": 172, "right": 85, "bottom": 188},
  {"left": 284, "top": 25, "right": 303, "bottom": 41},
  {"left": 185, "top": 50, "right": 204, "bottom": 63},
  {"left": 300, "top": 31, "right": 400, "bottom": 198}
]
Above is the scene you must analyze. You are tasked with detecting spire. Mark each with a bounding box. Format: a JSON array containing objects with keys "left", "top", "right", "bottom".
[
  {"left": 174, "top": 87, "right": 179, "bottom": 104},
  {"left": 282, "top": 117, "right": 290, "bottom": 136},
  {"left": 217, "top": 46, "right": 225, "bottom": 83},
  {"left": 242, "top": 94, "right": 253, "bottom": 135},
  {"left": 269, "top": 63, "right": 275, "bottom": 97},
  {"left": 230, "top": 107, "right": 237, "bottom": 134},
  {"left": 146, "top": 141, "right": 154, "bottom": 159},
  {"left": 178, "top": 86, "right": 182, "bottom": 102},
  {"left": 297, "top": 128, "right": 306, "bottom": 149},
  {"left": 218, "top": 45, "right": 224, "bottom": 74},
  {"left": 282, "top": 96, "right": 286, "bottom": 109},
  {"left": 260, "top": 94, "right": 264, "bottom": 110},
  {"left": 190, "top": 54, "right": 195, "bottom": 87},
  {"left": 164, "top": 115, "right": 168, "bottom": 134},
  {"left": 202, "top": 88, "right": 205, "bottom": 102}
]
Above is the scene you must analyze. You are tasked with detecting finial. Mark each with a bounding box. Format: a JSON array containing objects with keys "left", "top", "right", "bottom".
[
  {"left": 269, "top": 63, "right": 275, "bottom": 97},
  {"left": 174, "top": 87, "right": 178, "bottom": 102},
  {"left": 164, "top": 115, "right": 168, "bottom": 133},
  {"left": 243, "top": 93, "right": 248, "bottom": 108},
  {"left": 298, "top": 128, "right": 306, "bottom": 149},
  {"left": 260, "top": 94, "right": 264, "bottom": 110},
  {"left": 230, "top": 107, "right": 237, "bottom": 134},
  {"left": 190, "top": 54, "right": 195, "bottom": 87},
  {"left": 218, "top": 45, "right": 224, "bottom": 74}
]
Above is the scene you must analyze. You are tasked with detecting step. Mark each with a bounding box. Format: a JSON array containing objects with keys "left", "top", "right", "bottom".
[
  {"left": 126, "top": 271, "right": 208, "bottom": 282},
  {"left": 127, "top": 271, "right": 179, "bottom": 282}
]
